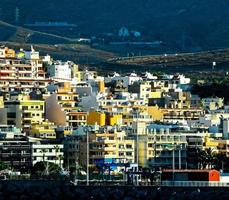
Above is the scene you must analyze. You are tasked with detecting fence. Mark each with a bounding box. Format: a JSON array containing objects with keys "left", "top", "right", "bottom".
[{"left": 162, "top": 181, "right": 229, "bottom": 187}]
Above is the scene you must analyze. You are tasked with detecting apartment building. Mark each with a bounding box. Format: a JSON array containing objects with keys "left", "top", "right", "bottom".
[
  {"left": 29, "top": 121, "right": 57, "bottom": 140},
  {"left": 0, "top": 126, "right": 32, "bottom": 171},
  {"left": 4, "top": 94, "right": 45, "bottom": 130},
  {"left": 47, "top": 61, "right": 72, "bottom": 81},
  {"left": 80, "top": 127, "right": 135, "bottom": 172},
  {"left": 31, "top": 143, "right": 64, "bottom": 167}
]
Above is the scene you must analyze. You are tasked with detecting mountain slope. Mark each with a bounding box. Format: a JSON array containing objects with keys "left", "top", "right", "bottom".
[{"left": 0, "top": 0, "right": 229, "bottom": 51}]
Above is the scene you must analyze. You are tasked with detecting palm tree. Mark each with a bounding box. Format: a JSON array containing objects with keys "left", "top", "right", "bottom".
[
  {"left": 54, "top": 145, "right": 60, "bottom": 165},
  {"left": 40, "top": 149, "right": 48, "bottom": 162},
  {"left": 197, "top": 148, "right": 215, "bottom": 169},
  {"left": 39, "top": 149, "right": 48, "bottom": 175}
]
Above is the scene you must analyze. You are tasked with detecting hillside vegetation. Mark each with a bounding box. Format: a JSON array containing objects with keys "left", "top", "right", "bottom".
[{"left": 0, "top": 0, "right": 229, "bottom": 51}]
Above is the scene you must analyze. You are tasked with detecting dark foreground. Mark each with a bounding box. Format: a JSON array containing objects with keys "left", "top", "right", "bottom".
[{"left": 0, "top": 180, "right": 229, "bottom": 200}]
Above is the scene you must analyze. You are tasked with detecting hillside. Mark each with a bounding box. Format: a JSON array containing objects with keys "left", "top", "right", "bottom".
[
  {"left": 0, "top": 42, "right": 115, "bottom": 64},
  {"left": 108, "top": 50, "right": 229, "bottom": 67},
  {"left": 0, "top": 20, "right": 77, "bottom": 44},
  {"left": 0, "top": 0, "right": 229, "bottom": 51},
  {"left": 0, "top": 20, "right": 116, "bottom": 63}
]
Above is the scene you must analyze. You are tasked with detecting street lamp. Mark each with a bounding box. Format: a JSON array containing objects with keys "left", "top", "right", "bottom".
[
  {"left": 135, "top": 109, "right": 141, "bottom": 186},
  {"left": 177, "top": 144, "right": 184, "bottom": 170},
  {"left": 179, "top": 145, "right": 181, "bottom": 170},
  {"left": 83, "top": 126, "right": 93, "bottom": 186},
  {"left": 172, "top": 143, "right": 175, "bottom": 182},
  {"left": 172, "top": 143, "right": 184, "bottom": 181},
  {"left": 153, "top": 140, "right": 157, "bottom": 169}
]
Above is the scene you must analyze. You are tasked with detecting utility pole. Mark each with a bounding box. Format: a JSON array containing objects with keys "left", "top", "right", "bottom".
[
  {"left": 154, "top": 140, "right": 157, "bottom": 169},
  {"left": 172, "top": 142, "right": 176, "bottom": 182},
  {"left": 84, "top": 126, "right": 92, "bottom": 186},
  {"left": 15, "top": 7, "right": 20, "bottom": 24},
  {"left": 172, "top": 147, "right": 175, "bottom": 181},
  {"left": 179, "top": 146, "right": 181, "bottom": 170},
  {"left": 86, "top": 128, "right": 89, "bottom": 186},
  {"left": 136, "top": 110, "right": 139, "bottom": 186}
]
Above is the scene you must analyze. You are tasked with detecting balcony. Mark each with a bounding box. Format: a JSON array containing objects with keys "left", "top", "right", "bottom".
[{"left": 104, "top": 146, "right": 116, "bottom": 151}]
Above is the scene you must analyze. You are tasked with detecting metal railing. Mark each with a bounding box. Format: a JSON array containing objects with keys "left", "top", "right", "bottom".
[{"left": 162, "top": 181, "right": 229, "bottom": 187}]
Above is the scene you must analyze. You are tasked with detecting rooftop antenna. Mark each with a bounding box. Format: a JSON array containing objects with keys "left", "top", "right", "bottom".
[{"left": 15, "top": 7, "right": 20, "bottom": 24}]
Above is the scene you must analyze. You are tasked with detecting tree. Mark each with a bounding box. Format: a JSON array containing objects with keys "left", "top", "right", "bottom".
[
  {"left": 196, "top": 148, "right": 215, "bottom": 169},
  {"left": 31, "top": 161, "right": 61, "bottom": 176},
  {"left": 58, "top": 155, "right": 64, "bottom": 168},
  {"left": 0, "top": 161, "right": 9, "bottom": 171},
  {"left": 212, "top": 153, "right": 229, "bottom": 171},
  {"left": 40, "top": 149, "right": 48, "bottom": 162},
  {"left": 54, "top": 145, "right": 60, "bottom": 165}
]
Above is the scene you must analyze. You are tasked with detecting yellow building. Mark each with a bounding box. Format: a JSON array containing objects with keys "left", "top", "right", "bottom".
[
  {"left": 151, "top": 90, "right": 162, "bottom": 98},
  {"left": 29, "top": 121, "right": 56, "bottom": 139},
  {"left": 106, "top": 114, "right": 122, "bottom": 126},
  {"left": 0, "top": 96, "right": 4, "bottom": 108},
  {"left": 98, "top": 80, "right": 105, "bottom": 93},
  {"left": 57, "top": 82, "right": 72, "bottom": 93},
  {"left": 87, "top": 127, "right": 135, "bottom": 171},
  {"left": 87, "top": 111, "right": 106, "bottom": 126},
  {"left": 203, "top": 135, "right": 229, "bottom": 157},
  {"left": 204, "top": 135, "right": 219, "bottom": 150},
  {"left": 5, "top": 94, "right": 45, "bottom": 130},
  {"left": 147, "top": 105, "right": 164, "bottom": 121},
  {"left": 72, "top": 64, "right": 81, "bottom": 83}
]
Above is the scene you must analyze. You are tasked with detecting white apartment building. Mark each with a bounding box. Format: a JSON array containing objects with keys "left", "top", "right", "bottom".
[
  {"left": 25, "top": 46, "right": 40, "bottom": 60},
  {"left": 32, "top": 144, "right": 64, "bottom": 167},
  {"left": 47, "top": 61, "right": 72, "bottom": 81},
  {"left": 105, "top": 72, "right": 142, "bottom": 88}
]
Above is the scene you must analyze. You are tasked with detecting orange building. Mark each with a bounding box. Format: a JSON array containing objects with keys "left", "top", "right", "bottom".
[{"left": 5, "top": 47, "right": 16, "bottom": 58}]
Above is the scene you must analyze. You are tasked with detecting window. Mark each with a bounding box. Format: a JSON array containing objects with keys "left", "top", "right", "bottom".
[
  {"left": 7, "top": 112, "right": 16, "bottom": 118},
  {"left": 126, "top": 152, "right": 132, "bottom": 156},
  {"left": 148, "top": 143, "right": 153, "bottom": 147}
]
